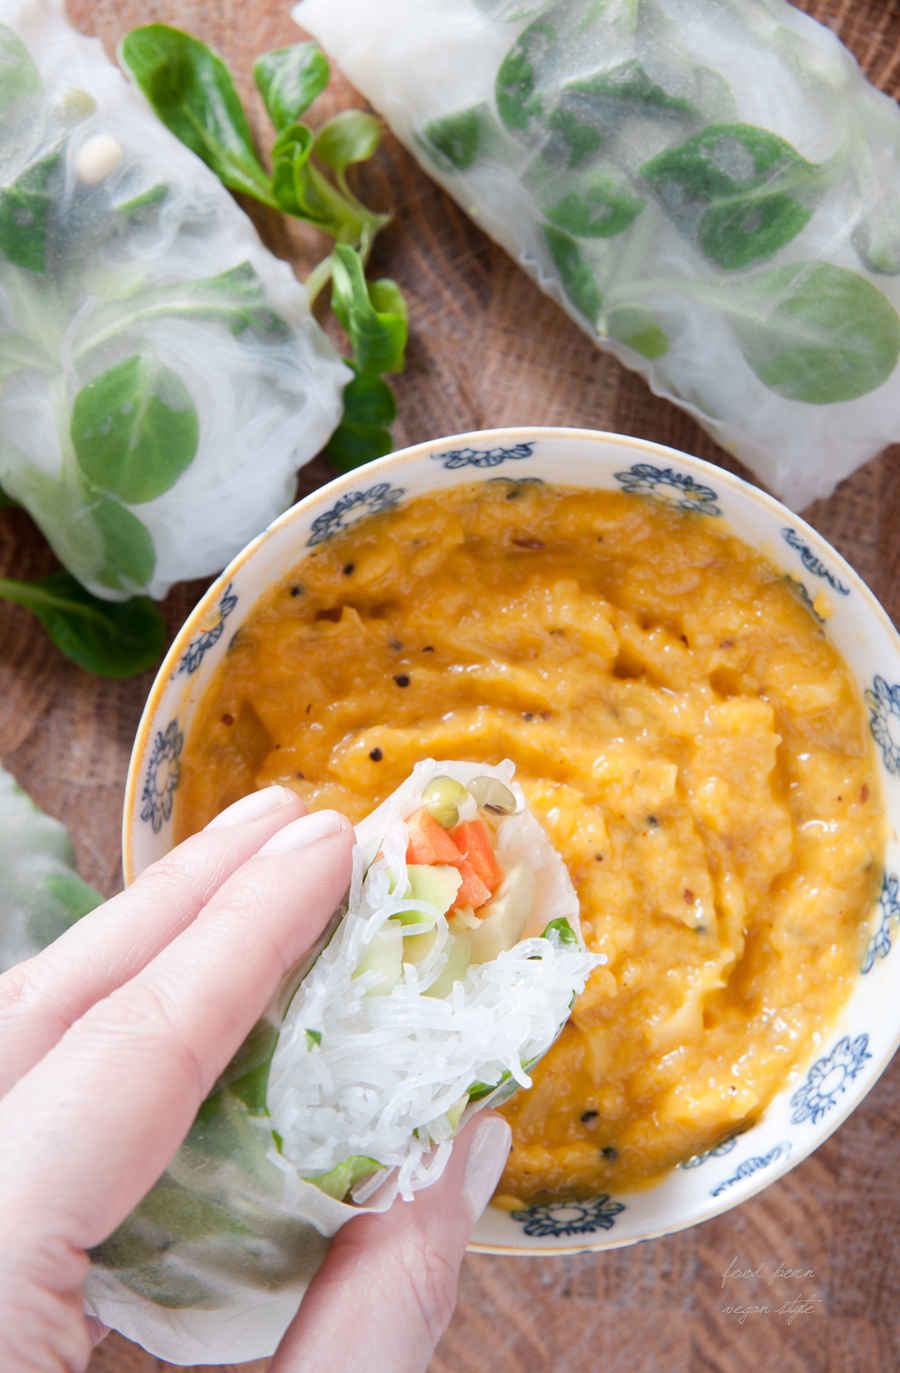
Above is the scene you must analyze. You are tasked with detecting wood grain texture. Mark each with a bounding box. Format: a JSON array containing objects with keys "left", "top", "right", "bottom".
[{"left": 0, "top": 0, "right": 895, "bottom": 1368}]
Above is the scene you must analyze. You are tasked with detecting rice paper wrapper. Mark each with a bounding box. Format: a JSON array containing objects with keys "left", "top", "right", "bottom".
[
  {"left": 295, "top": 0, "right": 900, "bottom": 509},
  {"left": 0, "top": 761, "right": 102, "bottom": 972},
  {"left": 85, "top": 760, "right": 598, "bottom": 1364},
  {"left": 0, "top": 0, "right": 347, "bottom": 601}
]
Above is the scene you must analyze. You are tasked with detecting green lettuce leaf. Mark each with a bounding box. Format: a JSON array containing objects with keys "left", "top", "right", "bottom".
[
  {"left": 0, "top": 570, "right": 165, "bottom": 677},
  {"left": 325, "top": 363, "right": 396, "bottom": 471},
  {"left": 254, "top": 42, "right": 329, "bottom": 129},
  {"left": 71, "top": 352, "right": 199, "bottom": 505},
  {"left": 330, "top": 245, "right": 407, "bottom": 375},
  {"left": 120, "top": 26, "right": 276, "bottom": 207},
  {"left": 728, "top": 260, "right": 900, "bottom": 402},
  {"left": 640, "top": 123, "right": 821, "bottom": 269}
]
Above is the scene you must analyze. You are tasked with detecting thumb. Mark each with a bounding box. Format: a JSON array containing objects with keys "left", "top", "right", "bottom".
[{"left": 271, "top": 1111, "right": 512, "bottom": 1373}]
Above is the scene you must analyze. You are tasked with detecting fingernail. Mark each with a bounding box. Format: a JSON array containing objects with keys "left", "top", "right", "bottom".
[
  {"left": 205, "top": 786, "right": 295, "bottom": 829},
  {"left": 462, "top": 1115, "right": 512, "bottom": 1222},
  {"left": 258, "top": 810, "right": 349, "bottom": 855}
]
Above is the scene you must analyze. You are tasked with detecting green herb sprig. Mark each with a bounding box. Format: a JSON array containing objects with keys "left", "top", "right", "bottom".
[{"left": 120, "top": 26, "right": 407, "bottom": 472}]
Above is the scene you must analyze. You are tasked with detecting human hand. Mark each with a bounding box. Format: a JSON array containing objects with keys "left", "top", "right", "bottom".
[{"left": 0, "top": 786, "right": 511, "bottom": 1372}]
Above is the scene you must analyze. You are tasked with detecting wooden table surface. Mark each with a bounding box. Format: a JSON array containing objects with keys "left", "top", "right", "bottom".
[{"left": 2, "top": 0, "right": 900, "bottom": 1368}]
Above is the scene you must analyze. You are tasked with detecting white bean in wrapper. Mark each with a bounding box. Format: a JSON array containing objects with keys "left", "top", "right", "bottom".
[
  {"left": 83, "top": 759, "right": 601, "bottom": 1365},
  {"left": 295, "top": 0, "right": 900, "bottom": 509},
  {"left": 0, "top": 0, "right": 348, "bottom": 601}
]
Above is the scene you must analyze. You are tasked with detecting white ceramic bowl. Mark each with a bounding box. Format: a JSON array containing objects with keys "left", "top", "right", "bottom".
[{"left": 124, "top": 426, "right": 900, "bottom": 1257}]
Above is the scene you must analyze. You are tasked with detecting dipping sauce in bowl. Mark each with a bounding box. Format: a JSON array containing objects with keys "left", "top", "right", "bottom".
[{"left": 173, "top": 478, "right": 884, "bottom": 1205}]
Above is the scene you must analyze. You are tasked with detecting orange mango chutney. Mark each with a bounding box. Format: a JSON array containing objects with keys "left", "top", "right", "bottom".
[{"left": 175, "top": 480, "right": 884, "bottom": 1203}]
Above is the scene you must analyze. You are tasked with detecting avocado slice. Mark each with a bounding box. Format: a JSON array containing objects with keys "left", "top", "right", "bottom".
[{"left": 405, "top": 863, "right": 461, "bottom": 914}]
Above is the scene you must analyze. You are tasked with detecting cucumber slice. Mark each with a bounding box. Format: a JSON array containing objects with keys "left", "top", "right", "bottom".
[
  {"left": 423, "top": 931, "right": 471, "bottom": 999},
  {"left": 353, "top": 918, "right": 402, "bottom": 995}
]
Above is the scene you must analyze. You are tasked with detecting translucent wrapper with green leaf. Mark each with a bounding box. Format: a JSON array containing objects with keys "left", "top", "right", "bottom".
[
  {"left": 84, "top": 759, "right": 600, "bottom": 1365},
  {"left": 0, "top": 0, "right": 347, "bottom": 610},
  {"left": 0, "top": 760, "right": 102, "bottom": 973},
  {"left": 296, "top": 0, "right": 900, "bottom": 508}
]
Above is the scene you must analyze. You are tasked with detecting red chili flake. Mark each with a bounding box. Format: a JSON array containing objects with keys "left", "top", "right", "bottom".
[
  {"left": 295, "top": 771, "right": 305, "bottom": 780},
  {"left": 719, "top": 639, "right": 734, "bottom": 649},
  {"left": 221, "top": 713, "right": 234, "bottom": 726},
  {"left": 683, "top": 889, "right": 695, "bottom": 904},
  {"left": 512, "top": 536, "right": 545, "bottom": 549},
  {"left": 861, "top": 784, "right": 869, "bottom": 803}
]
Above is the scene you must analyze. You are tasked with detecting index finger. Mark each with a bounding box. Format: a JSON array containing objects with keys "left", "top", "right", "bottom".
[{"left": 0, "top": 785, "right": 307, "bottom": 1097}]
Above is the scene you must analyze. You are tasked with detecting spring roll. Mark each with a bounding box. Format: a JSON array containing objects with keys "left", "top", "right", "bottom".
[
  {"left": 296, "top": 0, "right": 900, "bottom": 509},
  {"left": 0, "top": 0, "right": 347, "bottom": 601},
  {"left": 84, "top": 760, "right": 601, "bottom": 1364}
]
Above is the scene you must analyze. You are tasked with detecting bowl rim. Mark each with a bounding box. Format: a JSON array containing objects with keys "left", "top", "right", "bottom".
[{"left": 123, "top": 424, "right": 900, "bottom": 1257}]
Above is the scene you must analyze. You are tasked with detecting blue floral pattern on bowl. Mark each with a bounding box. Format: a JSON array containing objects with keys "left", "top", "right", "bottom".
[
  {"left": 511, "top": 1194, "right": 625, "bottom": 1237},
  {"left": 140, "top": 720, "right": 184, "bottom": 835},
  {"left": 783, "top": 574, "right": 824, "bottom": 624},
  {"left": 307, "top": 483, "right": 406, "bottom": 547},
  {"left": 679, "top": 1135, "right": 739, "bottom": 1169},
  {"left": 790, "top": 1035, "right": 872, "bottom": 1125},
  {"left": 434, "top": 442, "right": 535, "bottom": 470},
  {"left": 781, "top": 528, "right": 850, "bottom": 595},
  {"left": 614, "top": 463, "right": 722, "bottom": 516},
  {"left": 710, "top": 1142, "right": 791, "bottom": 1198},
  {"left": 862, "top": 872, "right": 900, "bottom": 974},
  {"left": 865, "top": 676, "right": 900, "bottom": 775},
  {"left": 177, "top": 583, "right": 238, "bottom": 676}
]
